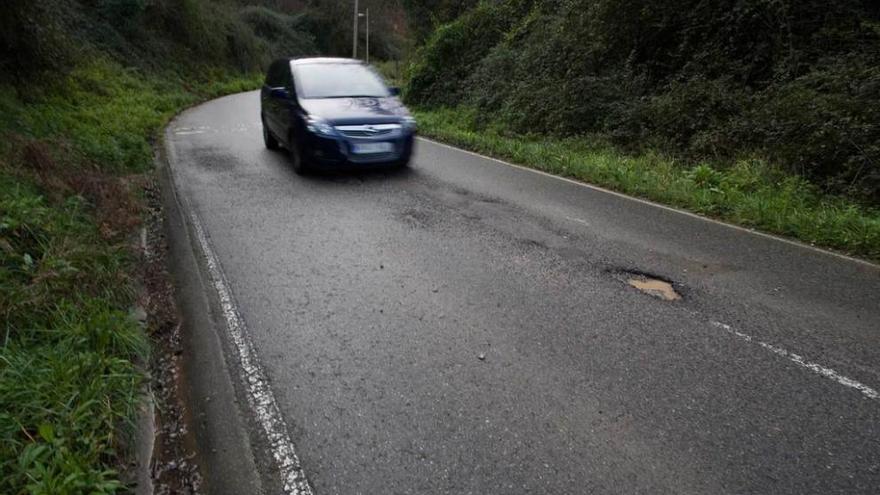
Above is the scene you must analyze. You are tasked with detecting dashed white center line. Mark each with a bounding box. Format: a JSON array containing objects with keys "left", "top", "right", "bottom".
[
  {"left": 565, "top": 216, "right": 591, "bottom": 226},
  {"left": 710, "top": 321, "right": 879, "bottom": 400}
]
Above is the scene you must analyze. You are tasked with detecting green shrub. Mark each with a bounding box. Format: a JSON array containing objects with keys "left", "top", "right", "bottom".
[
  {"left": 405, "top": 0, "right": 880, "bottom": 204},
  {"left": 687, "top": 164, "right": 724, "bottom": 189},
  {"left": 0, "top": 1, "right": 77, "bottom": 78},
  {"left": 91, "top": 0, "right": 148, "bottom": 29},
  {"left": 615, "top": 78, "right": 745, "bottom": 155},
  {"left": 737, "top": 59, "right": 880, "bottom": 200},
  {"left": 239, "top": 6, "right": 317, "bottom": 60},
  {"left": 405, "top": 1, "right": 532, "bottom": 106}
]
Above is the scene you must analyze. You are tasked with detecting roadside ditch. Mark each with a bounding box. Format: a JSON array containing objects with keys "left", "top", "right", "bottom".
[{"left": 132, "top": 177, "right": 204, "bottom": 494}]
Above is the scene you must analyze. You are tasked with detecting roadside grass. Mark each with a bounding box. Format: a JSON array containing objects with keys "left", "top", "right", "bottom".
[
  {"left": 414, "top": 107, "right": 880, "bottom": 261},
  {"left": 0, "top": 58, "right": 261, "bottom": 493}
]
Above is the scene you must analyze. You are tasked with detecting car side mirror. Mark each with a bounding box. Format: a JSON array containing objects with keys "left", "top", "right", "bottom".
[
  {"left": 389, "top": 86, "right": 401, "bottom": 97},
  {"left": 270, "top": 87, "right": 290, "bottom": 99}
]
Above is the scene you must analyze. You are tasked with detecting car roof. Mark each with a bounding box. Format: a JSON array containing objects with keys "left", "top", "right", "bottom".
[{"left": 289, "top": 57, "right": 362, "bottom": 66}]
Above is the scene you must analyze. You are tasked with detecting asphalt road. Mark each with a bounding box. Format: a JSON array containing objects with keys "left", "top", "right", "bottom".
[{"left": 164, "top": 91, "right": 880, "bottom": 494}]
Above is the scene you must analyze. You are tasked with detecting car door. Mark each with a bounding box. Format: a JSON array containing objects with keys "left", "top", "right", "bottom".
[
  {"left": 262, "top": 61, "right": 287, "bottom": 139},
  {"left": 277, "top": 64, "right": 299, "bottom": 145}
]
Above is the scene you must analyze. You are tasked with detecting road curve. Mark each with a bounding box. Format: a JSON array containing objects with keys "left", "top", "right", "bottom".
[{"left": 164, "top": 91, "right": 880, "bottom": 494}]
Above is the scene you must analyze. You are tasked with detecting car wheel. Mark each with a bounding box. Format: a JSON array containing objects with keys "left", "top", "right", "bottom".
[
  {"left": 262, "top": 118, "right": 279, "bottom": 150},
  {"left": 288, "top": 134, "right": 309, "bottom": 175}
]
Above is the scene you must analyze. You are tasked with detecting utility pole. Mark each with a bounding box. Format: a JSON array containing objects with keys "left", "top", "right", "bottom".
[
  {"left": 352, "top": 0, "right": 359, "bottom": 58},
  {"left": 365, "top": 8, "right": 370, "bottom": 64}
]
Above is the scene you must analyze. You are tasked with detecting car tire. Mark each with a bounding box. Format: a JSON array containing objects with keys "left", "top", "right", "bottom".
[
  {"left": 262, "top": 119, "right": 279, "bottom": 150},
  {"left": 288, "top": 134, "right": 310, "bottom": 175}
]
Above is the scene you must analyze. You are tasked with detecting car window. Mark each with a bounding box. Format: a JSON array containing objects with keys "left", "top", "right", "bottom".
[
  {"left": 265, "top": 62, "right": 277, "bottom": 86},
  {"left": 265, "top": 62, "right": 277, "bottom": 87},
  {"left": 284, "top": 67, "right": 294, "bottom": 89},
  {"left": 266, "top": 61, "right": 286, "bottom": 87},
  {"left": 293, "top": 63, "right": 389, "bottom": 99}
]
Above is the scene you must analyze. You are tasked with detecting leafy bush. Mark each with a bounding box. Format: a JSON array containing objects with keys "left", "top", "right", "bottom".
[
  {"left": 613, "top": 78, "right": 745, "bottom": 155},
  {"left": 738, "top": 59, "right": 880, "bottom": 200},
  {"left": 239, "top": 6, "right": 317, "bottom": 60},
  {"left": 405, "top": 1, "right": 532, "bottom": 106},
  {"left": 401, "top": 0, "right": 480, "bottom": 42},
  {"left": 404, "top": 0, "right": 880, "bottom": 204},
  {"left": 0, "top": 1, "right": 77, "bottom": 77},
  {"left": 90, "top": 0, "right": 148, "bottom": 29},
  {"left": 0, "top": 0, "right": 323, "bottom": 79}
]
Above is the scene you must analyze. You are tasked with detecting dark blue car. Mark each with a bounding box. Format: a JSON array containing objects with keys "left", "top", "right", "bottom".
[{"left": 260, "top": 57, "right": 416, "bottom": 174}]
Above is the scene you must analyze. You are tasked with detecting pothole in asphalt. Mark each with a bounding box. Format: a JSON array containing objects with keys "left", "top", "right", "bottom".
[
  {"left": 610, "top": 269, "right": 682, "bottom": 301},
  {"left": 628, "top": 277, "right": 681, "bottom": 301}
]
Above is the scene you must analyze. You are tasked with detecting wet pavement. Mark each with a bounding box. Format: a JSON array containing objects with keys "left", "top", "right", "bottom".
[{"left": 164, "top": 91, "right": 880, "bottom": 494}]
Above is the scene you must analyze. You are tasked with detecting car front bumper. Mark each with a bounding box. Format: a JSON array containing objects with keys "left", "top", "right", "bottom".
[{"left": 302, "top": 131, "right": 415, "bottom": 168}]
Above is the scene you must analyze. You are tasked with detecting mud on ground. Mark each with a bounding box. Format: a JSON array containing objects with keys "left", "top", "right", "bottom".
[{"left": 138, "top": 178, "right": 203, "bottom": 494}]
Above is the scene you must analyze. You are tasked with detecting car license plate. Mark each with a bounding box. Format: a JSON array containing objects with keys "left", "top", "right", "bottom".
[{"left": 351, "top": 142, "right": 394, "bottom": 154}]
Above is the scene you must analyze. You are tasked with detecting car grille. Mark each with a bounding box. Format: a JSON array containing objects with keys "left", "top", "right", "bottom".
[
  {"left": 349, "top": 151, "right": 398, "bottom": 163},
  {"left": 335, "top": 123, "right": 401, "bottom": 138}
]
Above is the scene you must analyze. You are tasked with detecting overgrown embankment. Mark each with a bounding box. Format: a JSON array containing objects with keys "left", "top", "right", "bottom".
[
  {"left": 404, "top": 0, "right": 880, "bottom": 259},
  {"left": 0, "top": 0, "right": 312, "bottom": 492}
]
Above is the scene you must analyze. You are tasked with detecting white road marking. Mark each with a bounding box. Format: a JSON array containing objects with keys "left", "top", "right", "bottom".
[
  {"left": 417, "top": 137, "right": 879, "bottom": 270},
  {"left": 165, "top": 110, "right": 877, "bottom": 492},
  {"left": 710, "top": 321, "right": 879, "bottom": 400},
  {"left": 190, "top": 212, "right": 314, "bottom": 494},
  {"left": 565, "top": 216, "right": 591, "bottom": 226},
  {"left": 173, "top": 126, "right": 212, "bottom": 135}
]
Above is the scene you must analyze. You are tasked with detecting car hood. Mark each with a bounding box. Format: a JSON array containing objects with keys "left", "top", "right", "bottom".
[{"left": 299, "top": 97, "right": 410, "bottom": 125}]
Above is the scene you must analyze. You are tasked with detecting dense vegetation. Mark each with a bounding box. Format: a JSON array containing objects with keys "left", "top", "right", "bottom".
[
  {"left": 0, "top": 62, "right": 259, "bottom": 494},
  {"left": 0, "top": 0, "right": 320, "bottom": 492},
  {"left": 405, "top": 0, "right": 880, "bottom": 207},
  {"left": 0, "top": 0, "right": 317, "bottom": 79},
  {"left": 1, "top": 0, "right": 877, "bottom": 491},
  {"left": 0, "top": 0, "right": 420, "bottom": 489}
]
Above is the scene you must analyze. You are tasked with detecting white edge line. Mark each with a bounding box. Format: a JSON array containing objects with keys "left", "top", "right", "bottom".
[
  {"left": 416, "top": 136, "right": 879, "bottom": 270},
  {"left": 165, "top": 115, "right": 878, "bottom": 490},
  {"left": 710, "top": 321, "right": 879, "bottom": 400},
  {"left": 189, "top": 212, "right": 314, "bottom": 495}
]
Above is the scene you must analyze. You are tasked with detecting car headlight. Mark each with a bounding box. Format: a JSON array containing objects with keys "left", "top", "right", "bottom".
[
  {"left": 402, "top": 116, "right": 417, "bottom": 132},
  {"left": 306, "top": 117, "right": 336, "bottom": 136}
]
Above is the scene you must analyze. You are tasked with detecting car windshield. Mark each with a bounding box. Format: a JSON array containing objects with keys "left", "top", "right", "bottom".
[{"left": 294, "top": 63, "right": 390, "bottom": 99}]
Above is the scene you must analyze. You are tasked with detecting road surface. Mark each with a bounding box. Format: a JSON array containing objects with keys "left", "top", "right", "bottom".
[{"left": 162, "top": 91, "right": 880, "bottom": 494}]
